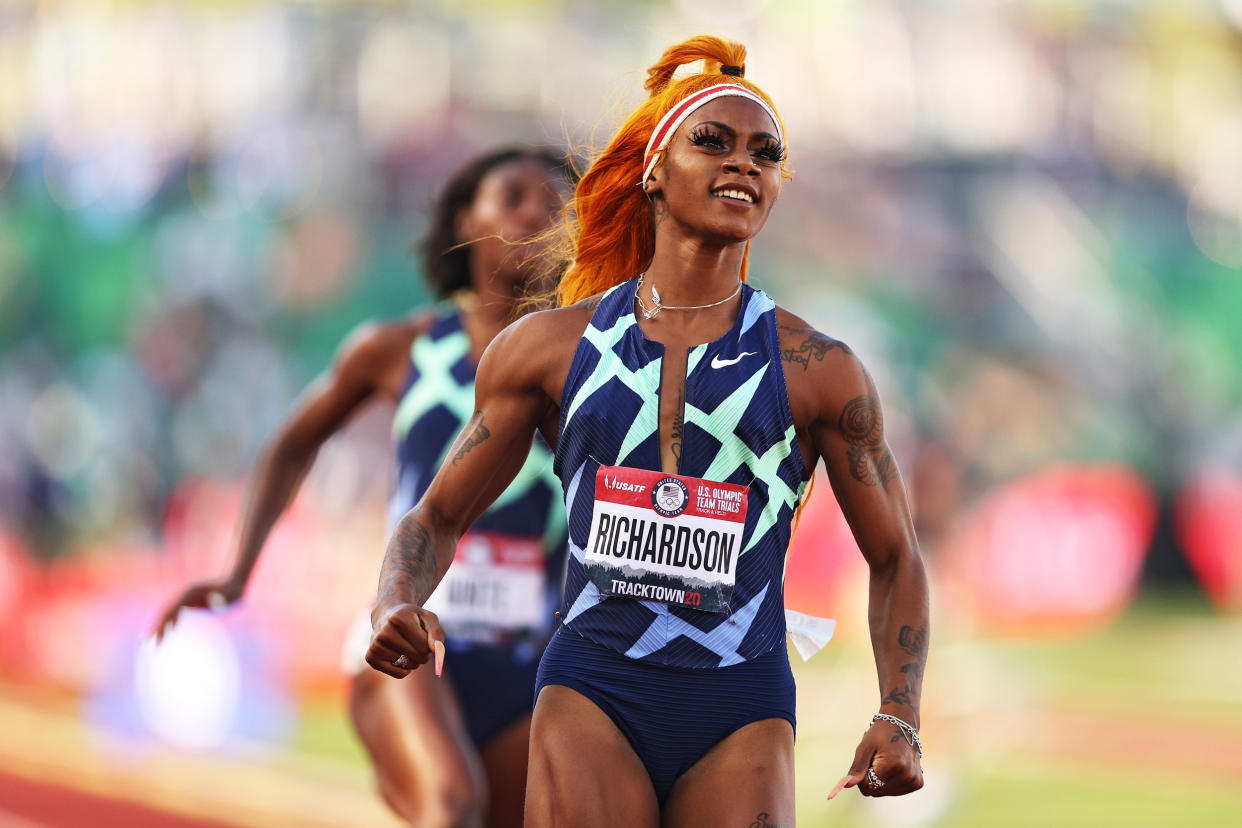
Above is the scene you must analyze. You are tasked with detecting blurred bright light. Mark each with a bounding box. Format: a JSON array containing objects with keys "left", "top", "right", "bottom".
[
  {"left": 1187, "top": 186, "right": 1242, "bottom": 269},
  {"left": 674, "top": 0, "right": 771, "bottom": 29},
  {"left": 25, "top": 382, "right": 101, "bottom": 481},
  {"left": 1182, "top": 113, "right": 1242, "bottom": 267},
  {"left": 794, "top": 5, "right": 917, "bottom": 154},
  {"left": 43, "top": 132, "right": 167, "bottom": 214},
  {"left": 233, "top": 125, "right": 323, "bottom": 215},
  {"left": 1222, "top": 0, "right": 1242, "bottom": 30},
  {"left": 1086, "top": 48, "right": 1156, "bottom": 168},
  {"left": 196, "top": 10, "right": 292, "bottom": 146},
  {"left": 42, "top": 144, "right": 109, "bottom": 211},
  {"left": 460, "top": 17, "right": 549, "bottom": 113},
  {"left": 1182, "top": 113, "right": 1242, "bottom": 214},
  {"left": 135, "top": 614, "right": 240, "bottom": 749},
  {"left": 356, "top": 24, "right": 450, "bottom": 151},
  {"left": 0, "top": 20, "right": 30, "bottom": 180},
  {"left": 922, "top": 15, "right": 1059, "bottom": 152}
]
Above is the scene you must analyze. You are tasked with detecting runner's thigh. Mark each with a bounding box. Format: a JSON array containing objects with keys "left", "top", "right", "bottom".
[
  {"left": 525, "top": 685, "right": 658, "bottom": 828},
  {"left": 350, "top": 665, "right": 487, "bottom": 818},
  {"left": 661, "top": 718, "right": 795, "bottom": 828},
  {"left": 477, "top": 713, "right": 531, "bottom": 828}
]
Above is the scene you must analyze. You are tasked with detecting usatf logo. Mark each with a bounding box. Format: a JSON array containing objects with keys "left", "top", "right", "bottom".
[
  {"left": 605, "top": 475, "right": 645, "bottom": 493},
  {"left": 651, "top": 477, "right": 689, "bottom": 517}
]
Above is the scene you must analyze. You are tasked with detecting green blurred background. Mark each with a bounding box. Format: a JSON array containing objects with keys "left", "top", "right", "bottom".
[{"left": 1, "top": 0, "right": 1240, "bottom": 825}]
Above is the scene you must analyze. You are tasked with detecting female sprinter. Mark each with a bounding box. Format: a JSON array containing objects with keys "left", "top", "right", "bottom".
[
  {"left": 155, "top": 147, "right": 573, "bottom": 828},
  {"left": 366, "top": 37, "right": 929, "bottom": 827}
]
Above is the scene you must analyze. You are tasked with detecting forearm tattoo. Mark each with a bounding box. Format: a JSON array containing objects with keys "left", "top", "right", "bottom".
[
  {"left": 780, "top": 331, "right": 850, "bottom": 371},
  {"left": 377, "top": 518, "right": 438, "bottom": 607},
  {"left": 748, "top": 813, "right": 790, "bottom": 828},
  {"left": 838, "top": 395, "right": 897, "bottom": 488},
  {"left": 883, "top": 625, "right": 928, "bottom": 719},
  {"left": 451, "top": 413, "right": 491, "bottom": 466}
]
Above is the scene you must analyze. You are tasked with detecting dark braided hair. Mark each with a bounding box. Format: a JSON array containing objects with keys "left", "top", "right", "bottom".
[{"left": 419, "top": 147, "right": 572, "bottom": 298}]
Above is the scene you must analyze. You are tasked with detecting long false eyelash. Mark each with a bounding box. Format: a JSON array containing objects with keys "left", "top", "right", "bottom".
[
  {"left": 753, "top": 140, "right": 786, "bottom": 164},
  {"left": 689, "top": 125, "right": 727, "bottom": 149}
]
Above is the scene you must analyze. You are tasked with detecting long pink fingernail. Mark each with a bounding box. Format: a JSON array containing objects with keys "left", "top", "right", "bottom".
[
  {"left": 433, "top": 640, "right": 445, "bottom": 677},
  {"left": 827, "top": 776, "right": 849, "bottom": 800}
]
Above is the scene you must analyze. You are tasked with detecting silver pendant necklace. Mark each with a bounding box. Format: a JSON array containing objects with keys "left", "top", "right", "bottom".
[{"left": 635, "top": 272, "right": 742, "bottom": 320}]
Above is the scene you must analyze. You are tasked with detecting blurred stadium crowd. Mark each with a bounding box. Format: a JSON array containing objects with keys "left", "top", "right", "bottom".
[{"left": 0, "top": 0, "right": 1240, "bottom": 739}]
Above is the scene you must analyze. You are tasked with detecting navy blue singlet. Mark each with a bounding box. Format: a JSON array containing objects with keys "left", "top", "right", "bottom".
[
  {"left": 552, "top": 277, "right": 809, "bottom": 669},
  {"left": 536, "top": 277, "right": 805, "bottom": 800},
  {"left": 390, "top": 302, "right": 567, "bottom": 745}
]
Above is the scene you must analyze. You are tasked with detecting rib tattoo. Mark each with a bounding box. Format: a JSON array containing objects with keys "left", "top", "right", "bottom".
[
  {"left": 838, "top": 395, "right": 897, "bottom": 487},
  {"left": 669, "top": 388, "right": 684, "bottom": 465},
  {"left": 451, "top": 413, "right": 491, "bottom": 466}
]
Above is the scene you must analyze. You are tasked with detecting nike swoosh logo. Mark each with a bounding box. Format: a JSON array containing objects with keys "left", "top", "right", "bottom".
[{"left": 711, "top": 351, "right": 757, "bottom": 369}]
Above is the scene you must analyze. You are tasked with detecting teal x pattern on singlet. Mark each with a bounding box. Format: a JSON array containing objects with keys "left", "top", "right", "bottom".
[
  {"left": 389, "top": 303, "right": 567, "bottom": 637},
  {"left": 553, "top": 278, "right": 808, "bottom": 668}
]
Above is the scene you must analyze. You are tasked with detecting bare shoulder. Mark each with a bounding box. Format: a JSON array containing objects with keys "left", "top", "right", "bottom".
[
  {"left": 493, "top": 300, "right": 594, "bottom": 354},
  {"left": 477, "top": 299, "right": 596, "bottom": 398},
  {"left": 774, "top": 307, "right": 874, "bottom": 426},
  {"left": 333, "top": 310, "right": 436, "bottom": 391},
  {"left": 340, "top": 309, "right": 435, "bottom": 357},
  {"left": 775, "top": 307, "right": 857, "bottom": 377}
]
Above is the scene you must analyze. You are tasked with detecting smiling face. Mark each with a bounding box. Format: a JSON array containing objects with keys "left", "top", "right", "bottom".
[{"left": 646, "top": 95, "right": 785, "bottom": 246}]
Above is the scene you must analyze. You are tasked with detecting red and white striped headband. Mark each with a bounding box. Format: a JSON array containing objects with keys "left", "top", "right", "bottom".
[{"left": 641, "top": 83, "right": 783, "bottom": 185}]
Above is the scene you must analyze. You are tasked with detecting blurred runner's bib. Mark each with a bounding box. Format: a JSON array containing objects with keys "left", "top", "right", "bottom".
[
  {"left": 584, "top": 465, "right": 748, "bottom": 613},
  {"left": 423, "top": 532, "right": 546, "bottom": 631}
]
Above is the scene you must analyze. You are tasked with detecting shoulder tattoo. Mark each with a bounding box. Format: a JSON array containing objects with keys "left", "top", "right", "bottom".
[{"left": 781, "top": 331, "right": 851, "bottom": 371}]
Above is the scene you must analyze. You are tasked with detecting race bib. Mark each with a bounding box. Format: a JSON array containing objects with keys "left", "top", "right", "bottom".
[
  {"left": 423, "top": 532, "right": 546, "bottom": 631},
  {"left": 584, "top": 465, "right": 748, "bottom": 613}
]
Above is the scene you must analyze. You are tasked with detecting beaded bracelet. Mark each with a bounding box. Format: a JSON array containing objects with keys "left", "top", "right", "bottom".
[{"left": 871, "top": 713, "right": 924, "bottom": 757}]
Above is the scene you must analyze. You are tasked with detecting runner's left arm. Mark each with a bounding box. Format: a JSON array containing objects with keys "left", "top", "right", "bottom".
[
  {"left": 366, "top": 313, "right": 558, "bottom": 678},
  {"left": 803, "top": 345, "right": 929, "bottom": 798}
]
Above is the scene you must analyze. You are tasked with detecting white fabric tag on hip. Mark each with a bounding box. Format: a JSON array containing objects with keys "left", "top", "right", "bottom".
[{"left": 785, "top": 608, "right": 836, "bottom": 661}]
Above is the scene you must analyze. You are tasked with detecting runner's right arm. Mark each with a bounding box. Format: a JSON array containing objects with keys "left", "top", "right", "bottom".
[
  {"left": 154, "top": 318, "right": 421, "bottom": 641},
  {"left": 366, "top": 309, "right": 569, "bottom": 678}
]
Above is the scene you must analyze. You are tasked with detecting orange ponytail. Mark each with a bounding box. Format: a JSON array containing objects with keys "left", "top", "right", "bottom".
[{"left": 557, "top": 36, "right": 791, "bottom": 307}]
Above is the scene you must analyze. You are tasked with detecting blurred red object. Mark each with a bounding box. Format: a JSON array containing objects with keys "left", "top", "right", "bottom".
[
  {"left": 1176, "top": 470, "right": 1242, "bottom": 613},
  {"left": 943, "top": 464, "right": 1156, "bottom": 635},
  {"left": 0, "top": 528, "right": 32, "bottom": 621},
  {"left": 783, "top": 472, "right": 869, "bottom": 622},
  {"left": 0, "top": 529, "right": 36, "bottom": 669},
  {"left": 160, "top": 476, "right": 384, "bottom": 692},
  {"left": 0, "top": 476, "right": 383, "bottom": 697}
]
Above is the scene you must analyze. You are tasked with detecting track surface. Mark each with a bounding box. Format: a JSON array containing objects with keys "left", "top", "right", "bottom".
[{"left": 0, "top": 770, "right": 238, "bottom": 828}]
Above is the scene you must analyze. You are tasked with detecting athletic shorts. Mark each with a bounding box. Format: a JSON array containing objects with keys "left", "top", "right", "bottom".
[
  {"left": 534, "top": 625, "right": 796, "bottom": 804},
  {"left": 342, "top": 608, "right": 542, "bottom": 748}
]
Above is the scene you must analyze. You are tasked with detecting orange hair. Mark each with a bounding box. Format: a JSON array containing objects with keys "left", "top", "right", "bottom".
[{"left": 557, "top": 36, "right": 792, "bottom": 307}]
